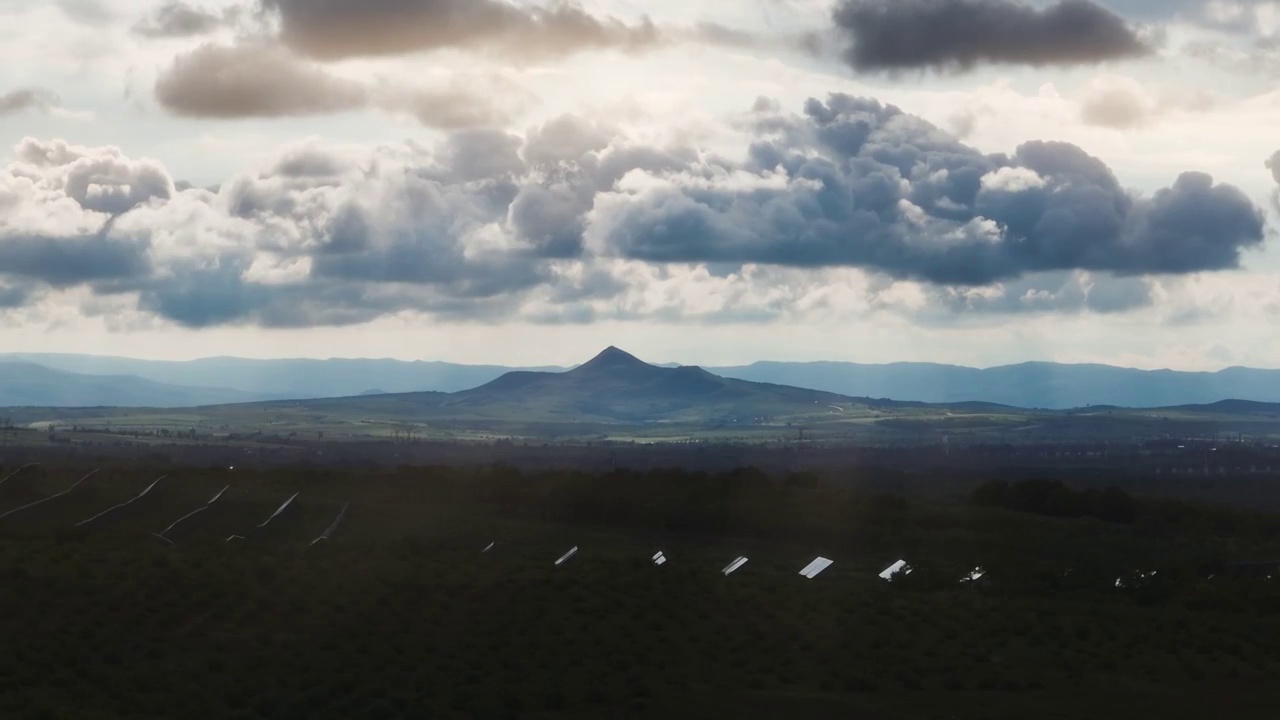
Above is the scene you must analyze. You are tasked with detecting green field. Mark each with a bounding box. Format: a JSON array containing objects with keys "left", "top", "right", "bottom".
[{"left": 2, "top": 463, "right": 1280, "bottom": 718}]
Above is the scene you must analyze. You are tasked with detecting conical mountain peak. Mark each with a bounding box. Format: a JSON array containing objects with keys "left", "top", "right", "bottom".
[{"left": 575, "top": 346, "right": 650, "bottom": 372}]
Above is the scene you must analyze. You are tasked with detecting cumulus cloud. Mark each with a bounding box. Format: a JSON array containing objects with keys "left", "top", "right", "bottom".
[
  {"left": 0, "top": 139, "right": 170, "bottom": 287},
  {"left": 927, "top": 270, "right": 1155, "bottom": 316},
  {"left": 1267, "top": 149, "right": 1280, "bottom": 211},
  {"left": 155, "top": 43, "right": 369, "bottom": 118},
  {"left": 375, "top": 75, "right": 530, "bottom": 130},
  {"left": 132, "top": 2, "right": 226, "bottom": 38},
  {"left": 260, "top": 0, "right": 662, "bottom": 61},
  {"left": 1078, "top": 75, "right": 1157, "bottom": 128},
  {"left": 832, "top": 0, "right": 1150, "bottom": 72},
  {"left": 1100, "top": 0, "right": 1278, "bottom": 34},
  {"left": 0, "top": 88, "right": 59, "bottom": 117},
  {"left": 0, "top": 282, "right": 33, "bottom": 309},
  {"left": 587, "top": 94, "right": 1265, "bottom": 285},
  {"left": 1, "top": 132, "right": 613, "bottom": 328},
  {"left": 0, "top": 95, "right": 1268, "bottom": 330},
  {"left": 53, "top": 0, "right": 113, "bottom": 27},
  {"left": 154, "top": 42, "right": 517, "bottom": 128}
]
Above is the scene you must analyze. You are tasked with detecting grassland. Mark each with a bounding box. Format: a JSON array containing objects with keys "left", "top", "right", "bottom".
[
  {"left": 12, "top": 397, "right": 1280, "bottom": 448},
  {"left": 2, "top": 462, "right": 1279, "bottom": 718}
]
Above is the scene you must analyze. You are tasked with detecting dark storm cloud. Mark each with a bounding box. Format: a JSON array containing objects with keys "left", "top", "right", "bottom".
[
  {"left": 259, "top": 0, "right": 661, "bottom": 61},
  {"left": 833, "top": 0, "right": 1150, "bottom": 72},
  {"left": 0, "top": 88, "right": 58, "bottom": 116},
  {"left": 595, "top": 94, "right": 1265, "bottom": 285},
  {"left": 155, "top": 43, "right": 369, "bottom": 118},
  {"left": 132, "top": 2, "right": 225, "bottom": 38},
  {"left": 129, "top": 262, "right": 487, "bottom": 329},
  {"left": 0, "top": 230, "right": 151, "bottom": 287},
  {"left": 0, "top": 283, "right": 32, "bottom": 309}
]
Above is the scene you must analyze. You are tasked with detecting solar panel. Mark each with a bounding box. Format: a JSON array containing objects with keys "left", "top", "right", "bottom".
[
  {"left": 879, "top": 559, "right": 912, "bottom": 581},
  {"left": 257, "top": 492, "right": 298, "bottom": 528},
  {"left": 722, "top": 556, "right": 748, "bottom": 576},
  {"left": 653, "top": 551, "right": 666, "bottom": 565},
  {"left": 76, "top": 475, "right": 167, "bottom": 527},
  {"left": 0, "top": 463, "right": 37, "bottom": 487},
  {"left": 0, "top": 469, "right": 98, "bottom": 520},
  {"left": 555, "top": 546, "right": 578, "bottom": 565},
  {"left": 799, "top": 556, "right": 834, "bottom": 579},
  {"left": 309, "top": 503, "right": 349, "bottom": 545},
  {"left": 154, "top": 485, "right": 230, "bottom": 542}
]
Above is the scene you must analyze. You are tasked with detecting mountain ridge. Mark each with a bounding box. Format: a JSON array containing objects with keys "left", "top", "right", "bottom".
[
  {"left": 0, "top": 361, "right": 267, "bottom": 408},
  {"left": 5, "top": 350, "right": 1280, "bottom": 409}
]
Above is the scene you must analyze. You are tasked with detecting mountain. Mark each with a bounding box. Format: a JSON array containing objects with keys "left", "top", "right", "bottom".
[
  {"left": 0, "top": 353, "right": 562, "bottom": 399},
  {"left": 706, "top": 361, "right": 1280, "bottom": 409},
  {"left": 8, "top": 351, "right": 1280, "bottom": 410},
  {"left": 0, "top": 362, "right": 266, "bottom": 408},
  {"left": 265, "top": 347, "right": 879, "bottom": 427}
]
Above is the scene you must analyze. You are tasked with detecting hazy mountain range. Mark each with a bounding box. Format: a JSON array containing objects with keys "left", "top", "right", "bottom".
[{"left": 2, "top": 350, "right": 1279, "bottom": 410}]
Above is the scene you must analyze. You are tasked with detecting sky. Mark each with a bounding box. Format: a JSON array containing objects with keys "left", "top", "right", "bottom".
[{"left": 1, "top": 0, "right": 1280, "bottom": 369}]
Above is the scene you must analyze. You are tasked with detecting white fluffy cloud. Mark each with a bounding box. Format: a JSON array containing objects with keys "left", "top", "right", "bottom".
[{"left": 0, "top": 93, "right": 1272, "bottom": 341}]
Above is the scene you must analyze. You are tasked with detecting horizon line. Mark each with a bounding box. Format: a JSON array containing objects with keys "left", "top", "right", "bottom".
[{"left": 0, "top": 349, "right": 1275, "bottom": 375}]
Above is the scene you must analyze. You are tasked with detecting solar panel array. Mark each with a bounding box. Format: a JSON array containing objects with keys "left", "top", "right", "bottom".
[{"left": 15, "top": 471, "right": 1270, "bottom": 592}]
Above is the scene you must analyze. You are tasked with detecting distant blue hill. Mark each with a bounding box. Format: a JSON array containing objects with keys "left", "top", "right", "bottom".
[
  {"left": 0, "top": 361, "right": 265, "bottom": 408},
  {"left": 706, "top": 361, "right": 1280, "bottom": 410},
  {"left": 0, "top": 353, "right": 561, "bottom": 402},
  {"left": 3, "top": 352, "right": 1280, "bottom": 410}
]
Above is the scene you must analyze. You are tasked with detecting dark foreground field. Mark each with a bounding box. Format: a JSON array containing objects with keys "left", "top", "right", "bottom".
[{"left": 2, "top": 462, "right": 1280, "bottom": 719}]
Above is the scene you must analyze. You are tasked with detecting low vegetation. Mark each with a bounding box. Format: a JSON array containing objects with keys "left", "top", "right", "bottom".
[{"left": 1, "top": 462, "right": 1279, "bottom": 718}]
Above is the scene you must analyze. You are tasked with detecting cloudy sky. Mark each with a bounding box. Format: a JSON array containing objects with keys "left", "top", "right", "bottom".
[{"left": 1, "top": 0, "right": 1279, "bottom": 369}]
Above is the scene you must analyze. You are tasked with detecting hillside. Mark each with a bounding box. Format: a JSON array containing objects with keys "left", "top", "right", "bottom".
[
  {"left": 0, "top": 362, "right": 265, "bottom": 408},
  {"left": 12, "top": 349, "right": 1280, "bottom": 443},
  {"left": 709, "top": 361, "right": 1280, "bottom": 409},
  {"left": 262, "top": 347, "right": 874, "bottom": 427},
  {"left": 9, "top": 352, "right": 1280, "bottom": 409},
  {"left": 0, "top": 353, "right": 561, "bottom": 398},
  {"left": 439, "top": 346, "right": 867, "bottom": 424}
]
